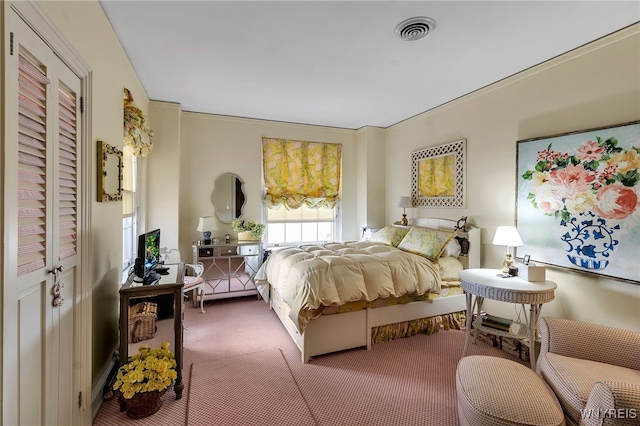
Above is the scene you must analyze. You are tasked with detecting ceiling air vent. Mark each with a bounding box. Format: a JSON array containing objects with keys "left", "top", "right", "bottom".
[{"left": 394, "top": 16, "right": 437, "bottom": 41}]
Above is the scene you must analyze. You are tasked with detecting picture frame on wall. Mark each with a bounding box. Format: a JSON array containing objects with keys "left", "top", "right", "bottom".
[
  {"left": 411, "top": 139, "right": 466, "bottom": 208},
  {"left": 516, "top": 121, "right": 640, "bottom": 283},
  {"left": 98, "top": 140, "right": 123, "bottom": 202}
]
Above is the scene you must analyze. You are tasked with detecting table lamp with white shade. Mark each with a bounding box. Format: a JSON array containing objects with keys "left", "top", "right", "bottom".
[
  {"left": 397, "top": 196, "right": 412, "bottom": 226},
  {"left": 492, "top": 225, "right": 524, "bottom": 273},
  {"left": 196, "top": 216, "right": 217, "bottom": 245}
]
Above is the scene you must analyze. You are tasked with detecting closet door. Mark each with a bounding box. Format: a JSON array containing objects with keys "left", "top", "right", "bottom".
[{"left": 4, "top": 9, "right": 83, "bottom": 426}]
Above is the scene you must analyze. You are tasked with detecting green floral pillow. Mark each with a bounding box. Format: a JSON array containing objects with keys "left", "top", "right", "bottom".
[
  {"left": 397, "top": 226, "right": 456, "bottom": 261},
  {"left": 370, "top": 226, "right": 410, "bottom": 247}
]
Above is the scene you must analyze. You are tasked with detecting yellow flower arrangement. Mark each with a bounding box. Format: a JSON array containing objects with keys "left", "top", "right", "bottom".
[{"left": 113, "top": 342, "right": 177, "bottom": 399}]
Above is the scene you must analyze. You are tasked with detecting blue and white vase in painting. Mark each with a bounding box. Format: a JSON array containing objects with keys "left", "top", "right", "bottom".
[{"left": 559, "top": 211, "right": 620, "bottom": 270}]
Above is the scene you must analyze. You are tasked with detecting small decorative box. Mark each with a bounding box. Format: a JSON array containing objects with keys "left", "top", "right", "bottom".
[{"left": 518, "top": 263, "right": 546, "bottom": 282}]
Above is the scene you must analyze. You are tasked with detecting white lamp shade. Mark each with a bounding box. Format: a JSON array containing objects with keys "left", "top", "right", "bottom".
[
  {"left": 196, "top": 216, "right": 218, "bottom": 232},
  {"left": 397, "top": 196, "right": 412, "bottom": 208},
  {"left": 492, "top": 226, "right": 524, "bottom": 247}
]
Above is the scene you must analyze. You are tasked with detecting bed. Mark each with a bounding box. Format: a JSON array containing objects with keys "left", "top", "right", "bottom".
[{"left": 255, "top": 218, "right": 481, "bottom": 363}]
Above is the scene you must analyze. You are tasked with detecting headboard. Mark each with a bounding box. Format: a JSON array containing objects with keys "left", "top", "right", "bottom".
[{"left": 409, "top": 217, "right": 481, "bottom": 270}]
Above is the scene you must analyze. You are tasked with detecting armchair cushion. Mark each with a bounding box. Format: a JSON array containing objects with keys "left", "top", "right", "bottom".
[
  {"left": 538, "top": 318, "right": 640, "bottom": 371},
  {"left": 537, "top": 317, "right": 640, "bottom": 426},
  {"left": 183, "top": 275, "right": 205, "bottom": 290},
  {"left": 537, "top": 353, "right": 640, "bottom": 424},
  {"left": 582, "top": 381, "right": 640, "bottom": 426}
]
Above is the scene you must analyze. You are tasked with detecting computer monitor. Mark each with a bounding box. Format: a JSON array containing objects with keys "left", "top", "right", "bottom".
[{"left": 134, "top": 229, "right": 161, "bottom": 282}]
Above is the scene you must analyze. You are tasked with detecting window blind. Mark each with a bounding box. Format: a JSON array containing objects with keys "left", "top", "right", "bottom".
[{"left": 262, "top": 137, "right": 342, "bottom": 210}]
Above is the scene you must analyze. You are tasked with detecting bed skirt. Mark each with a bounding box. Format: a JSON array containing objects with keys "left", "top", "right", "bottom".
[
  {"left": 304, "top": 285, "right": 466, "bottom": 345},
  {"left": 371, "top": 311, "right": 465, "bottom": 344}
]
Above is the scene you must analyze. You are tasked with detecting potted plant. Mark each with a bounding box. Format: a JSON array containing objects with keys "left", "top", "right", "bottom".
[
  {"left": 113, "top": 342, "right": 178, "bottom": 419},
  {"left": 231, "top": 218, "right": 265, "bottom": 241}
]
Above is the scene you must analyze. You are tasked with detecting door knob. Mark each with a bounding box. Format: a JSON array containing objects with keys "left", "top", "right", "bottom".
[{"left": 49, "top": 266, "right": 64, "bottom": 274}]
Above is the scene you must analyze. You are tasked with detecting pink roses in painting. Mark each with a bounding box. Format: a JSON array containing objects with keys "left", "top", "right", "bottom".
[{"left": 522, "top": 136, "right": 640, "bottom": 223}]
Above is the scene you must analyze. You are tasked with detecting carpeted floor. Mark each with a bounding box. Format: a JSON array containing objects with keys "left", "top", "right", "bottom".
[
  {"left": 93, "top": 296, "right": 526, "bottom": 425},
  {"left": 189, "top": 349, "right": 316, "bottom": 425}
]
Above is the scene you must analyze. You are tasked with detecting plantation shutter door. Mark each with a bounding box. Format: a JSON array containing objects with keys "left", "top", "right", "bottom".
[
  {"left": 17, "top": 52, "right": 49, "bottom": 277},
  {"left": 57, "top": 83, "right": 78, "bottom": 261},
  {"left": 5, "top": 9, "right": 85, "bottom": 425}
]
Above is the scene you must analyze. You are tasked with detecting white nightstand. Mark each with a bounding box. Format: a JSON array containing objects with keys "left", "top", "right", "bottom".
[{"left": 458, "top": 268, "right": 557, "bottom": 370}]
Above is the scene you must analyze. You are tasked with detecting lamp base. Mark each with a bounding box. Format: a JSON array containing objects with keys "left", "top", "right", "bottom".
[
  {"left": 502, "top": 253, "right": 514, "bottom": 273},
  {"left": 203, "top": 231, "right": 212, "bottom": 245},
  {"left": 400, "top": 215, "right": 408, "bottom": 226}
]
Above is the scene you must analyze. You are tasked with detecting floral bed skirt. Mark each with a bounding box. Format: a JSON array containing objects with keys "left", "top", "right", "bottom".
[{"left": 371, "top": 311, "right": 465, "bottom": 344}]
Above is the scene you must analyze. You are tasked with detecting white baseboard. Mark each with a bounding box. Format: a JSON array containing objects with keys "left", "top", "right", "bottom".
[{"left": 91, "top": 347, "right": 118, "bottom": 420}]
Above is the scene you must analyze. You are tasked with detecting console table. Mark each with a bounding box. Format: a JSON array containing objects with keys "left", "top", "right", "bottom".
[
  {"left": 459, "top": 268, "right": 557, "bottom": 370},
  {"left": 192, "top": 241, "right": 262, "bottom": 300},
  {"left": 119, "top": 263, "right": 185, "bottom": 399}
]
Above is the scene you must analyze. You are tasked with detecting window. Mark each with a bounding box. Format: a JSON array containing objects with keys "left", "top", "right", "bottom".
[
  {"left": 266, "top": 204, "right": 335, "bottom": 245},
  {"left": 122, "top": 145, "right": 137, "bottom": 274},
  {"left": 262, "top": 137, "right": 342, "bottom": 245}
]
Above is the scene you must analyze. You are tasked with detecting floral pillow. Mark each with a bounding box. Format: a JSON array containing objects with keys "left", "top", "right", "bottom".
[
  {"left": 370, "top": 226, "right": 410, "bottom": 247},
  {"left": 397, "top": 226, "right": 455, "bottom": 262}
]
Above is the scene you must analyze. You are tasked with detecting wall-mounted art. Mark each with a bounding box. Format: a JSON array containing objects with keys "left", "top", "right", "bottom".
[
  {"left": 411, "top": 139, "right": 465, "bottom": 208},
  {"left": 516, "top": 121, "right": 640, "bottom": 283},
  {"left": 98, "top": 140, "right": 123, "bottom": 202}
]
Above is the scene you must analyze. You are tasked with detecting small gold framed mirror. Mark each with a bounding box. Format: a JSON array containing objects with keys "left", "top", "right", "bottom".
[{"left": 98, "top": 140, "right": 123, "bottom": 202}]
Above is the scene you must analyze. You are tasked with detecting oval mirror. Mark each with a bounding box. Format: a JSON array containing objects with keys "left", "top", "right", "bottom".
[{"left": 212, "top": 173, "right": 245, "bottom": 223}]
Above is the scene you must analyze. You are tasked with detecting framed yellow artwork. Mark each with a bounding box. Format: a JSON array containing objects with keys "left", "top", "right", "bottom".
[{"left": 411, "top": 139, "right": 466, "bottom": 208}]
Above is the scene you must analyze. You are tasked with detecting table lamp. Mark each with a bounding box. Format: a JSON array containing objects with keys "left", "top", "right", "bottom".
[
  {"left": 196, "top": 216, "right": 217, "bottom": 245},
  {"left": 397, "top": 196, "right": 412, "bottom": 226},
  {"left": 492, "top": 225, "right": 523, "bottom": 273}
]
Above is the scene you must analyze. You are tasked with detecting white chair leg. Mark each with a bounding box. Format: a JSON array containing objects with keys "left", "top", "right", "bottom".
[{"left": 198, "top": 285, "right": 205, "bottom": 314}]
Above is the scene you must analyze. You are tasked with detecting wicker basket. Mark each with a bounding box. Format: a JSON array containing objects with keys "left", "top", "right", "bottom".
[
  {"left": 116, "top": 389, "right": 166, "bottom": 419},
  {"left": 129, "top": 302, "right": 158, "bottom": 343}
]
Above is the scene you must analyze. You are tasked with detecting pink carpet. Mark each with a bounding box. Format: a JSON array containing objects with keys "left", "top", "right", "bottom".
[
  {"left": 94, "top": 296, "right": 525, "bottom": 425},
  {"left": 188, "top": 349, "right": 316, "bottom": 425}
]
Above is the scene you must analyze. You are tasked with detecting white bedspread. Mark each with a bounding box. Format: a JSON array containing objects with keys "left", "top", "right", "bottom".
[{"left": 255, "top": 241, "right": 442, "bottom": 332}]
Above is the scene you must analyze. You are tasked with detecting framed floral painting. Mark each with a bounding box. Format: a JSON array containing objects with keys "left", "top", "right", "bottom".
[
  {"left": 411, "top": 139, "right": 465, "bottom": 208},
  {"left": 516, "top": 121, "right": 640, "bottom": 283}
]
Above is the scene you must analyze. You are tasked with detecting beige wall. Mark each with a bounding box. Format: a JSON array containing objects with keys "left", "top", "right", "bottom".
[
  {"left": 386, "top": 26, "right": 640, "bottom": 331},
  {"left": 175, "top": 113, "right": 360, "bottom": 258},
  {"left": 356, "top": 126, "right": 387, "bottom": 230},
  {"left": 148, "top": 101, "right": 182, "bottom": 250},
  {"left": 36, "top": 0, "right": 149, "bottom": 390}
]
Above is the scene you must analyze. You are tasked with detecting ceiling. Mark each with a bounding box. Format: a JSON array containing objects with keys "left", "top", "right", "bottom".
[{"left": 99, "top": 1, "right": 640, "bottom": 130}]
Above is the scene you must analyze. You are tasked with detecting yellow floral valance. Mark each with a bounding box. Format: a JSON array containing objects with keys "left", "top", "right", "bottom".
[
  {"left": 123, "top": 88, "right": 154, "bottom": 157},
  {"left": 262, "top": 137, "right": 342, "bottom": 209}
]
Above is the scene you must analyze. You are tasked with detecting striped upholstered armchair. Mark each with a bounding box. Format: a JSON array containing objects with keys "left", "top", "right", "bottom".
[{"left": 537, "top": 317, "right": 640, "bottom": 426}]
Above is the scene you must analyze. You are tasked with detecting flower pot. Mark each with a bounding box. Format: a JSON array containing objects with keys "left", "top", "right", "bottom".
[
  {"left": 237, "top": 231, "right": 260, "bottom": 241},
  {"left": 117, "top": 389, "right": 166, "bottom": 419}
]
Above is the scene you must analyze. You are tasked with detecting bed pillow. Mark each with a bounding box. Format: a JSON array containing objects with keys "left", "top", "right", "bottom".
[
  {"left": 443, "top": 237, "right": 461, "bottom": 258},
  {"left": 397, "top": 226, "right": 455, "bottom": 261},
  {"left": 370, "top": 226, "right": 409, "bottom": 247},
  {"left": 437, "top": 256, "right": 464, "bottom": 281}
]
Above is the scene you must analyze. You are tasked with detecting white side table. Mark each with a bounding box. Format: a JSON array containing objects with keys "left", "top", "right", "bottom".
[{"left": 459, "top": 268, "right": 557, "bottom": 370}]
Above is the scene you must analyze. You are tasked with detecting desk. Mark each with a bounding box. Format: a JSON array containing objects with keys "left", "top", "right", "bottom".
[
  {"left": 459, "top": 268, "right": 557, "bottom": 370},
  {"left": 119, "top": 263, "right": 185, "bottom": 399}
]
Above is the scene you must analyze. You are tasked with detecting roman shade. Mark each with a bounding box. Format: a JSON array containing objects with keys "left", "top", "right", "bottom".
[{"left": 262, "top": 137, "right": 341, "bottom": 209}]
